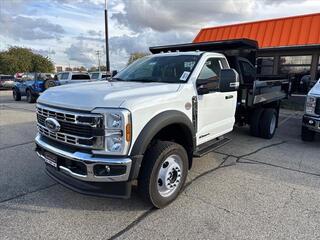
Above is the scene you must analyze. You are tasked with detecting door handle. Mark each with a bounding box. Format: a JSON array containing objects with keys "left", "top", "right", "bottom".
[{"left": 225, "top": 95, "right": 233, "bottom": 99}]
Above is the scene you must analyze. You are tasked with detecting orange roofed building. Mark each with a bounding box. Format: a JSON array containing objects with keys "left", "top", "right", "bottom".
[{"left": 193, "top": 13, "right": 320, "bottom": 93}]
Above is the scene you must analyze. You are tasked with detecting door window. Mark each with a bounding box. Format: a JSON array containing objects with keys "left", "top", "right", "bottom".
[
  {"left": 197, "top": 58, "right": 222, "bottom": 92},
  {"left": 239, "top": 60, "right": 256, "bottom": 83},
  {"left": 71, "top": 74, "right": 90, "bottom": 80},
  {"left": 256, "top": 57, "right": 274, "bottom": 75},
  {"left": 61, "top": 73, "right": 69, "bottom": 80}
]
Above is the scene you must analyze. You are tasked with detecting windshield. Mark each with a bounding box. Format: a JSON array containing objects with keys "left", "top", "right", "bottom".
[
  {"left": 1, "top": 76, "right": 14, "bottom": 80},
  {"left": 115, "top": 54, "right": 200, "bottom": 83}
]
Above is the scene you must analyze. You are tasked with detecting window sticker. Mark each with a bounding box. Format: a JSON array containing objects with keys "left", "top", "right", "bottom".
[{"left": 180, "top": 71, "right": 190, "bottom": 81}]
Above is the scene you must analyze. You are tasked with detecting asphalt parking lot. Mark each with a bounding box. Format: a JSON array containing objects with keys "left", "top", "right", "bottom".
[{"left": 1, "top": 90, "right": 320, "bottom": 240}]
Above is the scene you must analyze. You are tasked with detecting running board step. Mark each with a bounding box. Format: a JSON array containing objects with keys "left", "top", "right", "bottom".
[{"left": 193, "top": 137, "right": 231, "bottom": 157}]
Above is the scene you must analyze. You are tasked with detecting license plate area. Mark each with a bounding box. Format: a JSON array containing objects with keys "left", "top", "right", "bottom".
[{"left": 43, "top": 151, "right": 58, "bottom": 168}]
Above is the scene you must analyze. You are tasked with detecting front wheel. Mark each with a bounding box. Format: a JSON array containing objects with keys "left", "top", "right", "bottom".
[
  {"left": 138, "top": 141, "right": 188, "bottom": 208},
  {"left": 26, "top": 89, "right": 36, "bottom": 103},
  {"left": 13, "top": 88, "right": 21, "bottom": 101},
  {"left": 301, "top": 126, "right": 315, "bottom": 142}
]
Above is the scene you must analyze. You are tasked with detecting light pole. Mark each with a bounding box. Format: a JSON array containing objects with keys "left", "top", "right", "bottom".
[
  {"left": 104, "top": 0, "right": 110, "bottom": 72},
  {"left": 96, "top": 50, "right": 101, "bottom": 71}
]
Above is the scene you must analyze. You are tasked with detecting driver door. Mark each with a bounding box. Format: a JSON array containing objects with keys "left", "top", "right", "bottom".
[{"left": 196, "top": 57, "right": 237, "bottom": 145}]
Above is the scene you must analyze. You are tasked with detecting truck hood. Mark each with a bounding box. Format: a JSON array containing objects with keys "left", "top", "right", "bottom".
[
  {"left": 309, "top": 79, "right": 320, "bottom": 96},
  {"left": 38, "top": 81, "right": 181, "bottom": 111}
]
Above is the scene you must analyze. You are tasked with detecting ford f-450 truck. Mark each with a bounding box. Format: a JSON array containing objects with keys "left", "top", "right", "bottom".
[
  {"left": 301, "top": 79, "right": 320, "bottom": 141},
  {"left": 35, "top": 39, "right": 289, "bottom": 208}
]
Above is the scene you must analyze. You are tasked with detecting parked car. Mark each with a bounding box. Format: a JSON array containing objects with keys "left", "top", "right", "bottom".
[
  {"left": 0, "top": 75, "right": 15, "bottom": 89},
  {"left": 90, "top": 71, "right": 110, "bottom": 81},
  {"left": 35, "top": 39, "right": 290, "bottom": 208},
  {"left": 301, "top": 78, "right": 320, "bottom": 141},
  {"left": 12, "top": 73, "right": 58, "bottom": 103},
  {"left": 56, "top": 71, "right": 91, "bottom": 85}
]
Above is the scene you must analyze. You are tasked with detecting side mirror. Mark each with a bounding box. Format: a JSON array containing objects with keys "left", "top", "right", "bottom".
[
  {"left": 112, "top": 70, "right": 118, "bottom": 77},
  {"left": 219, "top": 69, "right": 239, "bottom": 92}
]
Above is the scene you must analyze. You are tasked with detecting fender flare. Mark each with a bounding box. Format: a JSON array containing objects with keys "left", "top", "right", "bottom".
[{"left": 129, "top": 110, "right": 195, "bottom": 179}]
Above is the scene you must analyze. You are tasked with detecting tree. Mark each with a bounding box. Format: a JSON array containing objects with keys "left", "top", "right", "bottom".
[
  {"left": 0, "top": 47, "right": 54, "bottom": 74},
  {"left": 89, "top": 66, "right": 97, "bottom": 72},
  {"left": 127, "top": 52, "right": 149, "bottom": 66},
  {"left": 79, "top": 66, "right": 87, "bottom": 72}
]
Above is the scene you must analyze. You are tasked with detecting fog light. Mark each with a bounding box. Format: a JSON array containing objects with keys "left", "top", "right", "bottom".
[{"left": 93, "top": 164, "right": 127, "bottom": 176}]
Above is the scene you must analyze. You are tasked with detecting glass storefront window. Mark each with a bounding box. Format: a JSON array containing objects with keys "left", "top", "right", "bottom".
[
  {"left": 280, "top": 55, "right": 312, "bottom": 65},
  {"left": 256, "top": 57, "right": 274, "bottom": 75},
  {"left": 279, "top": 66, "right": 311, "bottom": 74},
  {"left": 279, "top": 55, "right": 312, "bottom": 94}
]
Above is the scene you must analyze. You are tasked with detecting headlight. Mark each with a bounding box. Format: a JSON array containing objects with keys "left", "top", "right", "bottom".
[
  {"left": 92, "top": 108, "right": 131, "bottom": 155},
  {"left": 305, "top": 96, "right": 316, "bottom": 115}
]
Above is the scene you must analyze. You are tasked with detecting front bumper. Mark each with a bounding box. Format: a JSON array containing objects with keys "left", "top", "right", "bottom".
[
  {"left": 302, "top": 114, "right": 320, "bottom": 133},
  {"left": 35, "top": 134, "right": 132, "bottom": 198}
]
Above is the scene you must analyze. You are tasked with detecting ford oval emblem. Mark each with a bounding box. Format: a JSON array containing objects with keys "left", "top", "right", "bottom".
[{"left": 45, "top": 118, "right": 61, "bottom": 132}]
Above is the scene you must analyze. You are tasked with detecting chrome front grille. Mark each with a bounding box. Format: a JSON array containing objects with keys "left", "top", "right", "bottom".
[{"left": 36, "top": 105, "right": 104, "bottom": 149}]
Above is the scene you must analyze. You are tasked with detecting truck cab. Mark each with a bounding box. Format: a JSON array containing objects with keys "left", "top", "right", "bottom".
[
  {"left": 90, "top": 71, "right": 110, "bottom": 81},
  {"left": 35, "top": 39, "right": 289, "bottom": 208},
  {"left": 301, "top": 79, "right": 320, "bottom": 141},
  {"left": 56, "top": 71, "right": 91, "bottom": 85}
]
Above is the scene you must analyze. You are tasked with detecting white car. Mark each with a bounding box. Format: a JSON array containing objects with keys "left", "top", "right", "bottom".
[
  {"left": 0, "top": 75, "right": 15, "bottom": 89},
  {"left": 34, "top": 40, "right": 289, "bottom": 208}
]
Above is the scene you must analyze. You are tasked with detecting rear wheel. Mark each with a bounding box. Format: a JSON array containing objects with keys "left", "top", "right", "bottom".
[
  {"left": 26, "top": 89, "right": 36, "bottom": 103},
  {"left": 260, "top": 108, "right": 277, "bottom": 139},
  {"left": 13, "top": 88, "right": 21, "bottom": 101},
  {"left": 44, "top": 79, "right": 56, "bottom": 89},
  {"left": 138, "top": 141, "right": 188, "bottom": 208},
  {"left": 301, "top": 126, "right": 315, "bottom": 142},
  {"left": 250, "top": 108, "right": 264, "bottom": 137}
]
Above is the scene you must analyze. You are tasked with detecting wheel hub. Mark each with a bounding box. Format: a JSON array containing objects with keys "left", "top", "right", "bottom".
[
  {"left": 270, "top": 114, "right": 276, "bottom": 134},
  {"left": 157, "top": 154, "right": 183, "bottom": 197}
]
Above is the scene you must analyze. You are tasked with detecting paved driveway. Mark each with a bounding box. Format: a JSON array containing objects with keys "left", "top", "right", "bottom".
[{"left": 1, "top": 90, "right": 320, "bottom": 240}]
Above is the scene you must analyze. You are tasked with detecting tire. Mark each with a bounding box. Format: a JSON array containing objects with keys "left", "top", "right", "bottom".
[
  {"left": 260, "top": 108, "right": 277, "bottom": 139},
  {"left": 13, "top": 88, "right": 21, "bottom": 101},
  {"left": 26, "top": 89, "right": 36, "bottom": 103},
  {"left": 250, "top": 108, "right": 264, "bottom": 137},
  {"left": 301, "top": 126, "right": 315, "bottom": 142},
  {"left": 138, "top": 141, "right": 189, "bottom": 208},
  {"left": 44, "top": 79, "right": 56, "bottom": 89}
]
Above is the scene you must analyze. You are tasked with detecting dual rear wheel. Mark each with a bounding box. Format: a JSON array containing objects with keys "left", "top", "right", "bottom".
[{"left": 250, "top": 108, "right": 278, "bottom": 139}]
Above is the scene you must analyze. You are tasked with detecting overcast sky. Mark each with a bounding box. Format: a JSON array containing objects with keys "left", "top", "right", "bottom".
[{"left": 0, "top": 0, "right": 319, "bottom": 70}]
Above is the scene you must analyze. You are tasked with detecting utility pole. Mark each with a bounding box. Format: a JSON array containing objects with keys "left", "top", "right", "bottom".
[
  {"left": 104, "top": 0, "right": 110, "bottom": 73},
  {"left": 96, "top": 50, "right": 101, "bottom": 71}
]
